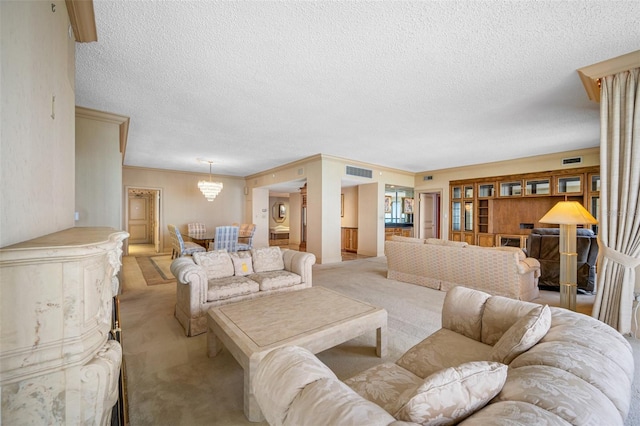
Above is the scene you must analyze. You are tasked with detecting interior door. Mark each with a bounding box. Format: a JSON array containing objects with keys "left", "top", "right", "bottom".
[
  {"left": 128, "top": 196, "right": 150, "bottom": 244},
  {"left": 420, "top": 192, "right": 440, "bottom": 239},
  {"left": 153, "top": 191, "right": 160, "bottom": 253}
]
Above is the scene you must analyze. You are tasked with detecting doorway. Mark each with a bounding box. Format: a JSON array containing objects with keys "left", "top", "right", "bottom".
[
  {"left": 419, "top": 191, "right": 441, "bottom": 239},
  {"left": 126, "top": 187, "right": 162, "bottom": 254}
]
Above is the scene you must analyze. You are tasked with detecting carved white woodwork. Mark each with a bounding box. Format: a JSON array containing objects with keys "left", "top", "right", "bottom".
[{"left": 0, "top": 227, "right": 129, "bottom": 425}]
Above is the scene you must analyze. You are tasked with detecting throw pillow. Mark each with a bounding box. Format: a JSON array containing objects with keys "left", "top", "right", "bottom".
[
  {"left": 395, "top": 361, "right": 508, "bottom": 425},
  {"left": 490, "top": 304, "right": 551, "bottom": 364},
  {"left": 193, "top": 250, "right": 234, "bottom": 279},
  {"left": 251, "top": 246, "right": 284, "bottom": 272},
  {"left": 229, "top": 251, "right": 254, "bottom": 276}
]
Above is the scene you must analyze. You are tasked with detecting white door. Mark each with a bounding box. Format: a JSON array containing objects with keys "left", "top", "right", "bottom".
[
  {"left": 420, "top": 192, "right": 440, "bottom": 239},
  {"left": 154, "top": 191, "right": 161, "bottom": 253},
  {"left": 128, "top": 196, "right": 150, "bottom": 244}
]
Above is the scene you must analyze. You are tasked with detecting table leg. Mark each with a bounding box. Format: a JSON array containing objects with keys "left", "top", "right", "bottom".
[
  {"left": 376, "top": 324, "right": 387, "bottom": 358},
  {"left": 207, "top": 328, "right": 223, "bottom": 357}
]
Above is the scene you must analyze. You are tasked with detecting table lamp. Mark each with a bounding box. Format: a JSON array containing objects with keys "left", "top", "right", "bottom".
[{"left": 539, "top": 201, "right": 598, "bottom": 311}]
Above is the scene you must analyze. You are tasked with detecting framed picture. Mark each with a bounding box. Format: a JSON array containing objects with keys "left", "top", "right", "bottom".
[
  {"left": 341, "top": 194, "right": 344, "bottom": 217},
  {"left": 384, "top": 196, "right": 392, "bottom": 213},
  {"left": 402, "top": 197, "right": 414, "bottom": 214}
]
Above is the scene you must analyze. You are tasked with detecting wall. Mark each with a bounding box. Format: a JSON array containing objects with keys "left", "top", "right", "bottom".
[
  {"left": 122, "top": 166, "right": 246, "bottom": 253},
  {"left": 340, "top": 186, "right": 358, "bottom": 228},
  {"left": 246, "top": 154, "right": 414, "bottom": 263},
  {"left": 414, "top": 148, "right": 600, "bottom": 240},
  {"left": 0, "top": 1, "right": 76, "bottom": 247},
  {"left": 75, "top": 116, "right": 122, "bottom": 228}
]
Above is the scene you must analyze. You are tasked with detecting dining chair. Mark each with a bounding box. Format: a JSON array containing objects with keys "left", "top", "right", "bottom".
[
  {"left": 187, "top": 223, "right": 206, "bottom": 234},
  {"left": 168, "top": 224, "right": 206, "bottom": 259},
  {"left": 237, "top": 224, "right": 256, "bottom": 251},
  {"left": 212, "top": 226, "right": 239, "bottom": 252}
]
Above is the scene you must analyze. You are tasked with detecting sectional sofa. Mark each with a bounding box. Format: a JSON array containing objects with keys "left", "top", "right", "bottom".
[
  {"left": 170, "top": 246, "right": 316, "bottom": 336},
  {"left": 253, "top": 286, "right": 633, "bottom": 425},
  {"left": 385, "top": 236, "right": 541, "bottom": 301}
]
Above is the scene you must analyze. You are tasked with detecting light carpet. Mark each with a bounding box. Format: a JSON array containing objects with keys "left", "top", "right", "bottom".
[{"left": 119, "top": 256, "right": 640, "bottom": 425}]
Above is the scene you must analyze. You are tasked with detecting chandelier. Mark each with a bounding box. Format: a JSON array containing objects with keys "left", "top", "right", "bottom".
[{"left": 198, "top": 161, "right": 223, "bottom": 201}]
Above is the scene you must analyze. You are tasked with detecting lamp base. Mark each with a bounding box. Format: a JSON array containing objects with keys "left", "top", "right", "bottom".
[{"left": 560, "top": 282, "right": 577, "bottom": 311}]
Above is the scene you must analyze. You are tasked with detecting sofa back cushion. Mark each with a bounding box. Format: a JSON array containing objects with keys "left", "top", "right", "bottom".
[
  {"left": 395, "top": 361, "right": 508, "bottom": 425},
  {"left": 481, "top": 296, "right": 541, "bottom": 346},
  {"left": 426, "top": 238, "right": 468, "bottom": 248},
  {"left": 251, "top": 246, "right": 285, "bottom": 272},
  {"left": 193, "top": 250, "right": 234, "bottom": 279},
  {"left": 229, "top": 251, "right": 254, "bottom": 276},
  {"left": 490, "top": 304, "right": 551, "bottom": 364},
  {"left": 442, "top": 286, "right": 491, "bottom": 341}
]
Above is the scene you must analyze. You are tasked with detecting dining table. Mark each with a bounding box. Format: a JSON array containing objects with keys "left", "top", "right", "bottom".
[{"left": 187, "top": 231, "right": 215, "bottom": 249}]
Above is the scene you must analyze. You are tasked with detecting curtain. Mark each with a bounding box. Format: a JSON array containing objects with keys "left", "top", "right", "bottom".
[{"left": 592, "top": 68, "right": 640, "bottom": 334}]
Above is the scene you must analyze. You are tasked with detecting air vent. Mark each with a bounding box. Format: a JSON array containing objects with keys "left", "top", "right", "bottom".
[
  {"left": 423, "top": 175, "right": 433, "bottom": 181},
  {"left": 297, "top": 168, "right": 304, "bottom": 175},
  {"left": 562, "top": 156, "right": 583, "bottom": 166},
  {"left": 346, "top": 165, "right": 373, "bottom": 179}
]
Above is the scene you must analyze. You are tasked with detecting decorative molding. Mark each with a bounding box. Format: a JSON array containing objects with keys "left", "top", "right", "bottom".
[
  {"left": 65, "top": 0, "right": 98, "bottom": 43},
  {"left": 577, "top": 50, "right": 640, "bottom": 102},
  {"left": 76, "top": 106, "right": 130, "bottom": 161}
]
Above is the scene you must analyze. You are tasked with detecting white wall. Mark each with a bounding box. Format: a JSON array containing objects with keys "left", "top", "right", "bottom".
[
  {"left": 0, "top": 1, "right": 76, "bottom": 247},
  {"left": 75, "top": 116, "right": 122, "bottom": 228}
]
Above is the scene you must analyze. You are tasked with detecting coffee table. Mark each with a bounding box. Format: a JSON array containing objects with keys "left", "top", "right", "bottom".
[{"left": 207, "top": 286, "right": 387, "bottom": 422}]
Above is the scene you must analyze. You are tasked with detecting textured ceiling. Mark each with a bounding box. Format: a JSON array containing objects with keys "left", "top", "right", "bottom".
[{"left": 75, "top": 1, "right": 640, "bottom": 178}]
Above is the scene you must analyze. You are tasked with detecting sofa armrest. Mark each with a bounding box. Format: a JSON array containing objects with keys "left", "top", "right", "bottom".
[
  {"left": 254, "top": 346, "right": 397, "bottom": 426},
  {"left": 170, "top": 257, "right": 208, "bottom": 304},
  {"left": 518, "top": 257, "right": 541, "bottom": 277},
  {"left": 282, "top": 250, "right": 316, "bottom": 286}
]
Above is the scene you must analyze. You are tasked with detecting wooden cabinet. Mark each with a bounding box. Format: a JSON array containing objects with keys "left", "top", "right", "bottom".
[
  {"left": 342, "top": 227, "right": 358, "bottom": 252},
  {"left": 385, "top": 226, "right": 412, "bottom": 240},
  {"left": 450, "top": 166, "right": 598, "bottom": 246}
]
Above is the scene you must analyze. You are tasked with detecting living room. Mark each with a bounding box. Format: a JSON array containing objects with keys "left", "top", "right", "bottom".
[{"left": 2, "top": 1, "right": 639, "bottom": 425}]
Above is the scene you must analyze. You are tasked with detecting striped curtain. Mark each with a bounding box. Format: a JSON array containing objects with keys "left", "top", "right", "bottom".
[{"left": 592, "top": 68, "right": 640, "bottom": 334}]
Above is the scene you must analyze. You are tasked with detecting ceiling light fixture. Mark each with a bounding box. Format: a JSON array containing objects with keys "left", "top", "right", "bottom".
[{"left": 198, "top": 161, "right": 223, "bottom": 201}]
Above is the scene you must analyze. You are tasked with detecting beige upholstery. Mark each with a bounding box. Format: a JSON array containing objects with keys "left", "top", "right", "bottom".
[
  {"left": 170, "top": 247, "right": 316, "bottom": 336},
  {"left": 252, "top": 286, "right": 633, "bottom": 426},
  {"left": 384, "top": 238, "right": 541, "bottom": 301}
]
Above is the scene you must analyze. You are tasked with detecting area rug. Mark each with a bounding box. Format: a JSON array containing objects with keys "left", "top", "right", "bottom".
[{"left": 136, "top": 255, "right": 175, "bottom": 286}]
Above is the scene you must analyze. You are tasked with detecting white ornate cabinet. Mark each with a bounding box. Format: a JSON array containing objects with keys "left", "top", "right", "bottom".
[{"left": 0, "top": 227, "right": 129, "bottom": 425}]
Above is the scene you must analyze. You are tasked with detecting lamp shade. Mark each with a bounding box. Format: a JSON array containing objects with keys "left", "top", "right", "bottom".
[{"left": 539, "top": 201, "right": 598, "bottom": 225}]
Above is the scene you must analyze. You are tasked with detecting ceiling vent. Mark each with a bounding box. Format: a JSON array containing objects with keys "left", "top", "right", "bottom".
[
  {"left": 562, "top": 156, "right": 583, "bottom": 166},
  {"left": 346, "top": 165, "right": 372, "bottom": 179},
  {"left": 423, "top": 175, "right": 433, "bottom": 181}
]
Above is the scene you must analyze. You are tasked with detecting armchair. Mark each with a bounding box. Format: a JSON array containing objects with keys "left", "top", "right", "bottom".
[
  {"left": 526, "top": 228, "right": 598, "bottom": 293},
  {"left": 237, "top": 224, "right": 256, "bottom": 250}
]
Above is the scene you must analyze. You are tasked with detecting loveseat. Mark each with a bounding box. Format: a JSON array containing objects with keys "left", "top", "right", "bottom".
[
  {"left": 253, "top": 286, "right": 634, "bottom": 425},
  {"left": 385, "top": 237, "right": 541, "bottom": 301},
  {"left": 526, "top": 227, "right": 599, "bottom": 293},
  {"left": 170, "top": 246, "right": 316, "bottom": 336}
]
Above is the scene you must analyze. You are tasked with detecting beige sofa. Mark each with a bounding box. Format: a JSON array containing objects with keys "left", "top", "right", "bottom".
[
  {"left": 385, "top": 237, "right": 541, "bottom": 301},
  {"left": 170, "top": 246, "right": 316, "bottom": 336},
  {"left": 253, "top": 286, "right": 634, "bottom": 425}
]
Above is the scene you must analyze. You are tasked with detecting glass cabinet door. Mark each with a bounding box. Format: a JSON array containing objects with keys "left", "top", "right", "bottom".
[
  {"left": 556, "top": 176, "right": 582, "bottom": 194},
  {"left": 452, "top": 201, "right": 461, "bottom": 231},
  {"left": 525, "top": 178, "right": 550, "bottom": 195},
  {"left": 478, "top": 183, "right": 495, "bottom": 198},
  {"left": 500, "top": 181, "right": 522, "bottom": 197},
  {"left": 464, "top": 201, "right": 473, "bottom": 231}
]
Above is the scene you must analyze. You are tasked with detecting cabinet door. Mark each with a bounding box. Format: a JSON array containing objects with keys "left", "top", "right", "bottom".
[{"left": 555, "top": 175, "right": 583, "bottom": 195}]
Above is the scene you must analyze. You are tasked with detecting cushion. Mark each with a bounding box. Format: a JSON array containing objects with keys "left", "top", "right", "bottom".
[
  {"left": 394, "top": 361, "right": 508, "bottom": 425},
  {"left": 249, "top": 270, "right": 301, "bottom": 291},
  {"left": 193, "top": 250, "right": 234, "bottom": 279},
  {"left": 206, "top": 276, "right": 258, "bottom": 301},
  {"left": 345, "top": 363, "right": 423, "bottom": 415},
  {"left": 251, "top": 246, "right": 284, "bottom": 272},
  {"left": 490, "top": 304, "right": 551, "bottom": 364},
  {"left": 229, "top": 251, "right": 254, "bottom": 276}
]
